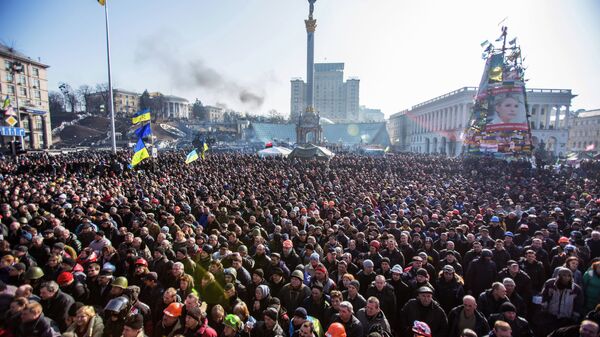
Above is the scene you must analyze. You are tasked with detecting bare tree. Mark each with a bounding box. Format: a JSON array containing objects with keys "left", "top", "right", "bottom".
[
  {"left": 48, "top": 91, "right": 65, "bottom": 115},
  {"left": 77, "top": 85, "right": 94, "bottom": 113},
  {"left": 92, "top": 83, "right": 111, "bottom": 116},
  {"left": 58, "top": 82, "right": 79, "bottom": 113}
]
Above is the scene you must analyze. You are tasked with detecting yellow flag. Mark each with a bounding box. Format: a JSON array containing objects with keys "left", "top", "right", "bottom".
[{"left": 98, "top": 0, "right": 105, "bottom": 6}]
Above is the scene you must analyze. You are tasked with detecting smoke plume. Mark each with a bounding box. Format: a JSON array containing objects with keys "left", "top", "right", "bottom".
[{"left": 135, "top": 34, "right": 265, "bottom": 109}]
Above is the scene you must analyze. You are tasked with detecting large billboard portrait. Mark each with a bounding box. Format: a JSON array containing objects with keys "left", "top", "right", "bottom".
[{"left": 486, "top": 86, "right": 528, "bottom": 131}]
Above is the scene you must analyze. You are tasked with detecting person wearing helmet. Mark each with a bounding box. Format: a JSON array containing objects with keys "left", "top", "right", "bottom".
[
  {"left": 23, "top": 266, "right": 44, "bottom": 293},
  {"left": 154, "top": 302, "right": 184, "bottom": 337},
  {"left": 110, "top": 276, "right": 128, "bottom": 298},
  {"left": 465, "top": 248, "right": 498, "bottom": 298},
  {"left": 103, "top": 296, "right": 130, "bottom": 337},
  {"left": 131, "top": 258, "right": 149, "bottom": 287},
  {"left": 223, "top": 313, "right": 243, "bottom": 337},
  {"left": 325, "top": 322, "right": 347, "bottom": 337}
]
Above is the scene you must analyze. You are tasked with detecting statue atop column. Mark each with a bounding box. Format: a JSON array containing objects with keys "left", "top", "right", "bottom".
[{"left": 308, "top": 0, "right": 316, "bottom": 19}]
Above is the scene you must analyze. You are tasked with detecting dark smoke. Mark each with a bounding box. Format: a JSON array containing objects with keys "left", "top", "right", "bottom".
[{"left": 135, "top": 34, "right": 265, "bottom": 108}]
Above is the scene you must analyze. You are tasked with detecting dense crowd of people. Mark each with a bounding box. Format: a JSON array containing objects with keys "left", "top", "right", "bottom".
[{"left": 0, "top": 151, "right": 598, "bottom": 337}]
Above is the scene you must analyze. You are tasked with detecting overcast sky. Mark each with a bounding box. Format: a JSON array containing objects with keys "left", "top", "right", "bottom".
[{"left": 2, "top": 0, "right": 599, "bottom": 117}]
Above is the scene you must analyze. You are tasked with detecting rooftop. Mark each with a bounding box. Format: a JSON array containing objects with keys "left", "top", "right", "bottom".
[
  {"left": 0, "top": 44, "right": 49, "bottom": 68},
  {"left": 578, "top": 109, "right": 600, "bottom": 119}
]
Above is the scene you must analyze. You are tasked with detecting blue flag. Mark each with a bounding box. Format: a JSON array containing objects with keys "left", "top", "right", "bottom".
[
  {"left": 134, "top": 123, "right": 152, "bottom": 139},
  {"left": 131, "top": 138, "right": 149, "bottom": 167}
]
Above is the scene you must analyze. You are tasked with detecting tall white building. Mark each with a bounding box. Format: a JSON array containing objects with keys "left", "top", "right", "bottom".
[
  {"left": 388, "top": 86, "right": 575, "bottom": 156},
  {"left": 290, "top": 63, "right": 360, "bottom": 123}
]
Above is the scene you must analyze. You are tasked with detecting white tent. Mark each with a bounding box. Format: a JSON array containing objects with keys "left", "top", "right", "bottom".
[{"left": 257, "top": 146, "right": 293, "bottom": 158}]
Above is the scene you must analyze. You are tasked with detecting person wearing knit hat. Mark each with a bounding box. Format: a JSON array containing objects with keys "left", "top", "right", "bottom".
[
  {"left": 487, "top": 301, "right": 534, "bottom": 337},
  {"left": 122, "top": 313, "right": 144, "bottom": 336},
  {"left": 183, "top": 306, "right": 217, "bottom": 337},
  {"left": 251, "top": 307, "right": 284, "bottom": 336}
]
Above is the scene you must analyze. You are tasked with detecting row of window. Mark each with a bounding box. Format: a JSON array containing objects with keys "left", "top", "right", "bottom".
[
  {"left": 569, "top": 140, "right": 599, "bottom": 149},
  {"left": 3, "top": 60, "right": 40, "bottom": 77},
  {"left": 573, "top": 119, "right": 600, "bottom": 126},
  {"left": 2, "top": 85, "right": 42, "bottom": 99}
]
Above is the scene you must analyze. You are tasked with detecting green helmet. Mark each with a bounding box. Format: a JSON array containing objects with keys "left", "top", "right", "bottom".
[
  {"left": 24, "top": 266, "right": 44, "bottom": 280},
  {"left": 111, "top": 276, "right": 128, "bottom": 289},
  {"left": 224, "top": 314, "right": 242, "bottom": 331}
]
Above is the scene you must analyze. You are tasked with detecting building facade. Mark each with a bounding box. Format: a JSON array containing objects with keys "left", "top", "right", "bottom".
[
  {"left": 359, "top": 106, "right": 385, "bottom": 122},
  {"left": 149, "top": 93, "right": 189, "bottom": 120},
  {"left": 0, "top": 44, "right": 52, "bottom": 149},
  {"left": 204, "top": 105, "right": 224, "bottom": 123},
  {"left": 85, "top": 88, "right": 140, "bottom": 116},
  {"left": 388, "top": 86, "right": 574, "bottom": 156},
  {"left": 114, "top": 89, "right": 140, "bottom": 115},
  {"left": 163, "top": 95, "right": 189, "bottom": 119},
  {"left": 290, "top": 63, "right": 360, "bottom": 123},
  {"left": 568, "top": 109, "right": 600, "bottom": 153}
]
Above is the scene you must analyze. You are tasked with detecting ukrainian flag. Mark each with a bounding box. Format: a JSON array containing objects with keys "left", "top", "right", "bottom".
[
  {"left": 131, "top": 138, "right": 149, "bottom": 166},
  {"left": 132, "top": 108, "right": 151, "bottom": 125},
  {"left": 201, "top": 142, "right": 209, "bottom": 160},
  {"left": 134, "top": 123, "right": 152, "bottom": 139},
  {"left": 185, "top": 149, "right": 199, "bottom": 164}
]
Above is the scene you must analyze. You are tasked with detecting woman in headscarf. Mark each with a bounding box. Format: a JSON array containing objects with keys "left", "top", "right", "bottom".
[{"left": 251, "top": 284, "right": 272, "bottom": 318}]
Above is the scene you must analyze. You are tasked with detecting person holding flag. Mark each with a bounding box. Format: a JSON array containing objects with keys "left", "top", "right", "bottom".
[{"left": 131, "top": 138, "right": 149, "bottom": 167}]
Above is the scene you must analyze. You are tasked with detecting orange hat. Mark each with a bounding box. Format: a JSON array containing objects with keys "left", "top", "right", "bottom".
[
  {"left": 163, "top": 302, "right": 183, "bottom": 317},
  {"left": 325, "top": 322, "right": 347, "bottom": 337},
  {"left": 283, "top": 240, "right": 293, "bottom": 248},
  {"left": 57, "top": 272, "right": 74, "bottom": 285},
  {"left": 558, "top": 237, "right": 569, "bottom": 244}
]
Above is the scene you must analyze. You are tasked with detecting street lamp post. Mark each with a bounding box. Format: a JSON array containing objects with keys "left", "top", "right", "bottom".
[{"left": 11, "top": 61, "right": 25, "bottom": 146}]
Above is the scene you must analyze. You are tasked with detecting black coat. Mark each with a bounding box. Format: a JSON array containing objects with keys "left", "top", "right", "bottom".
[
  {"left": 477, "top": 289, "right": 509, "bottom": 318},
  {"left": 488, "top": 313, "right": 534, "bottom": 337},
  {"left": 400, "top": 299, "right": 448, "bottom": 337},
  {"left": 465, "top": 258, "right": 497, "bottom": 297},
  {"left": 435, "top": 276, "right": 465, "bottom": 313},
  {"left": 366, "top": 283, "right": 397, "bottom": 321},
  {"left": 14, "top": 314, "right": 59, "bottom": 337},
  {"left": 40, "top": 289, "right": 74, "bottom": 331},
  {"left": 447, "top": 305, "right": 489, "bottom": 337},
  {"left": 332, "top": 313, "right": 363, "bottom": 337}
]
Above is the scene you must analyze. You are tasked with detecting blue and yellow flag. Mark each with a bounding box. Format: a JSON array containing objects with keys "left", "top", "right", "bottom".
[
  {"left": 185, "top": 149, "right": 199, "bottom": 164},
  {"left": 134, "top": 123, "right": 152, "bottom": 139},
  {"left": 131, "top": 138, "right": 149, "bottom": 166},
  {"left": 201, "top": 141, "right": 209, "bottom": 160},
  {"left": 132, "top": 108, "right": 151, "bottom": 125}
]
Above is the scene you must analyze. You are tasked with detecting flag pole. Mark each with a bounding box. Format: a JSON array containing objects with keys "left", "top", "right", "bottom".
[{"left": 104, "top": 0, "right": 117, "bottom": 153}]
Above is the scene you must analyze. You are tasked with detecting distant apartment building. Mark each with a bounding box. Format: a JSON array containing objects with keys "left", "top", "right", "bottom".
[
  {"left": 568, "top": 109, "right": 600, "bottom": 153},
  {"left": 0, "top": 44, "right": 52, "bottom": 149},
  {"left": 203, "top": 105, "right": 224, "bottom": 123},
  {"left": 86, "top": 88, "right": 140, "bottom": 115},
  {"left": 290, "top": 62, "right": 360, "bottom": 123}
]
